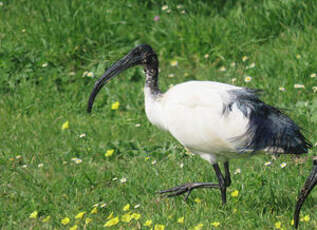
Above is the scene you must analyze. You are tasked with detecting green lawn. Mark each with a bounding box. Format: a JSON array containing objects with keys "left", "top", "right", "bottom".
[{"left": 0, "top": 0, "right": 316, "bottom": 229}]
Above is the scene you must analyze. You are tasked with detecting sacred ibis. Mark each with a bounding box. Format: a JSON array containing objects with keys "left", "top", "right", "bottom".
[
  {"left": 87, "top": 44, "right": 312, "bottom": 205},
  {"left": 294, "top": 156, "right": 316, "bottom": 228}
]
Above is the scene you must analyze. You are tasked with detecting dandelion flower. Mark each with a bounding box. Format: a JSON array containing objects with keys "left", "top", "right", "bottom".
[
  {"left": 193, "top": 223, "right": 204, "bottom": 230},
  {"left": 244, "top": 76, "right": 252, "bottom": 82},
  {"left": 105, "top": 149, "right": 114, "bottom": 157},
  {"left": 70, "top": 225, "right": 78, "bottom": 230},
  {"left": 75, "top": 211, "right": 86, "bottom": 219},
  {"left": 42, "top": 216, "right": 51, "bottom": 223},
  {"left": 291, "top": 219, "right": 294, "bottom": 225},
  {"left": 111, "top": 101, "right": 120, "bottom": 110},
  {"left": 86, "top": 72, "right": 94, "bottom": 77},
  {"left": 154, "top": 224, "right": 165, "bottom": 230},
  {"left": 170, "top": 60, "right": 178, "bottom": 67},
  {"left": 123, "top": 204, "right": 130, "bottom": 211},
  {"left": 280, "top": 162, "right": 287, "bottom": 168},
  {"left": 62, "top": 121, "right": 69, "bottom": 130},
  {"left": 234, "top": 168, "right": 241, "bottom": 174},
  {"left": 29, "top": 211, "right": 38, "bottom": 219},
  {"left": 131, "top": 212, "right": 141, "bottom": 220},
  {"left": 121, "top": 213, "right": 132, "bottom": 223},
  {"left": 242, "top": 56, "right": 248, "bottom": 62},
  {"left": 231, "top": 190, "right": 239, "bottom": 197},
  {"left": 312, "top": 86, "right": 317, "bottom": 93},
  {"left": 71, "top": 158, "right": 82, "bottom": 164},
  {"left": 177, "top": 217, "right": 184, "bottom": 224},
  {"left": 194, "top": 198, "right": 201, "bottom": 203},
  {"left": 310, "top": 73, "right": 316, "bottom": 78},
  {"left": 303, "top": 215, "right": 310, "bottom": 222},
  {"left": 294, "top": 84, "right": 305, "bottom": 89},
  {"left": 154, "top": 16, "right": 160, "bottom": 21},
  {"left": 120, "top": 177, "right": 127, "bottom": 183},
  {"left": 279, "top": 87, "right": 285, "bottom": 91},
  {"left": 145, "top": 156, "right": 150, "bottom": 161},
  {"left": 42, "top": 63, "right": 48, "bottom": 67},
  {"left": 144, "top": 219, "right": 152, "bottom": 226},
  {"left": 85, "top": 217, "right": 92, "bottom": 224},
  {"left": 211, "top": 221, "right": 220, "bottom": 227},
  {"left": 61, "top": 217, "right": 70, "bottom": 225},
  {"left": 104, "top": 216, "right": 119, "bottom": 227},
  {"left": 275, "top": 221, "right": 281, "bottom": 229},
  {"left": 90, "top": 207, "right": 98, "bottom": 214},
  {"left": 264, "top": 161, "right": 272, "bottom": 166}
]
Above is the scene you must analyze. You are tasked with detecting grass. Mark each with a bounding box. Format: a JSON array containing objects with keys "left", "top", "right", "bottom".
[{"left": 0, "top": 0, "right": 316, "bottom": 229}]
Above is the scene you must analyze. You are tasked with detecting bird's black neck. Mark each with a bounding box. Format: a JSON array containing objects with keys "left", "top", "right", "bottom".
[{"left": 144, "top": 66, "right": 161, "bottom": 96}]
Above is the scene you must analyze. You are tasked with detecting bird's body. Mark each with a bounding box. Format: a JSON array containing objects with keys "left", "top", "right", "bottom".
[
  {"left": 144, "top": 80, "right": 308, "bottom": 163},
  {"left": 87, "top": 44, "right": 314, "bottom": 226}
]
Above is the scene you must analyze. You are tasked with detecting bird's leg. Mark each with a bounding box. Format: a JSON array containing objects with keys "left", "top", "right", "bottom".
[
  {"left": 213, "top": 163, "right": 227, "bottom": 205},
  {"left": 224, "top": 161, "right": 231, "bottom": 187},
  {"left": 158, "top": 163, "right": 229, "bottom": 205}
]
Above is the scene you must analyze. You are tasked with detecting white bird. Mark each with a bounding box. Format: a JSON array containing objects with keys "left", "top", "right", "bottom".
[{"left": 87, "top": 44, "right": 312, "bottom": 205}]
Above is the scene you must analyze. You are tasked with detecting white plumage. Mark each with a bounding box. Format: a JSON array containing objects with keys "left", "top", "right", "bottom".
[{"left": 144, "top": 81, "right": 250, "bottom": 163}]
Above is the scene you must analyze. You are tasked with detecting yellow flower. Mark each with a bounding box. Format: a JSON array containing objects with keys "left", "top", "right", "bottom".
[
  {"left": 193, "top": 223, "right": 204, "bottom": 230},
  {"left": 75, "top": 211, "right": 86, "bottom": 219},
  {"left": 211, "top": 221, "right": 220, "bottom": 227},
  {"left": 61, "top": 217, "right": 70, "bottom": 225},
  {"left": 291, "top": 219, "right": 294, "bottom": 226},
  {"left": 231, "top": 190, "right": 239, "bottom": 197},
  {"left": 29, "top": 211, "right": 38, "bottom": 219},
  {"left": 85, "top": 217, "right": 92, "bottom": 224},
  {"left": 154, "top": 224, "right": 165, "bottom": 230},
  {"left": 90, "top": 207, "right": 98, "bottom": 214},
  {"left": 107, "top": 212, "right": 114, "bottom": 219},
  {"left": 104, "top": 216, "right": 119, "bottom": 227},
  {"left": 144, "top": 219, "right": 152, "bottom": 227},
  {"left": 69, "top": 225, "right": 78, "bottom": 230},
  {"left": 194, "top": 198, "right": 201, "bottom": 203},
  {"left": 170, "top": 60, "right": 178, "bottom": 67},
  {"left": 42, "top": 215, "right": 51, "bottom": 223},
  {"left": 62, "top": 121, "right": 69, "bottom": 130},
  {"left": 121, "top": 213, "right": 132, "bottom": 223},
  {"left": 177, "top": 217, "right": 184, "bottom": 224},
  {"left": 123, "top": 204, "right": 130, "bottom": 211},
  {"left": 145, "top": 156, "right": 150, "bottom": 161},
  {"left": 111, "top": 101, "right": 120, "bottom": 110},
  {"left": 105, "top": 149, "right": 114, "bottom": 157},
  {"left": 242, "top": 56, "right": 248, "bottom": 62},
  {"left": 275, "top": 221, "right": 281, "bottom": 229},
  {"left": 301, "top": 215, "right": 310, "bottom": 222},
  {"left": 131, "top": 212, "right": 141, "bottom": 220}
]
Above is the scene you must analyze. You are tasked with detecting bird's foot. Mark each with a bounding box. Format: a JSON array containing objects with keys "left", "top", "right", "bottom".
[{"left": 158, "top": 182, "right": 219, "bottom": 201}]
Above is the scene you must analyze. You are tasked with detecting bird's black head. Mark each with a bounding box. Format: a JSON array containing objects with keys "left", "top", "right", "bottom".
[{"left": 87, "top": 44, "right": 158, "bottom": 113}]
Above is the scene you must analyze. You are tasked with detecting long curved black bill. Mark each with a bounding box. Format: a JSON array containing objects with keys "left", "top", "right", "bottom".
[
  {"left": 294, "top": 158, "right": 317, "bottom": 228},
  {"left": 87, "top": 52, "right": 143, "bottom": 113}
]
